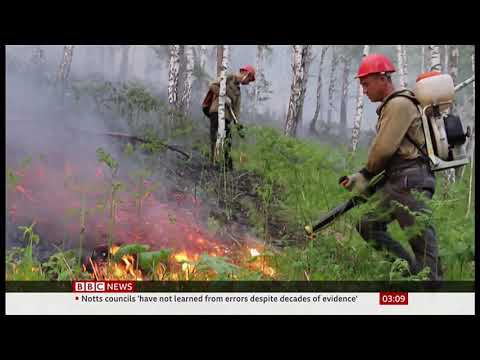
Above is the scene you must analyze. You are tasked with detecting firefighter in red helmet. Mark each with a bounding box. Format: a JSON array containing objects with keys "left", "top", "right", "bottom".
[
  {"left": 340, "top": 53, "right": 442, "bottom": 280},
  {"left": 202, "top": 65, "right": 255, "bottom": 170}
]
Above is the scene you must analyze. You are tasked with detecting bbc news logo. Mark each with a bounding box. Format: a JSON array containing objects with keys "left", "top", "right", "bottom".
[{"left": 73, "top": 281, "right": 136, "bottom": 293}]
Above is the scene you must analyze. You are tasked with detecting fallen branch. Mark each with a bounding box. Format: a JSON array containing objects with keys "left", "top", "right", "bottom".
[{"left": 71, "top": 127, "right": 191, "bottom": 160}]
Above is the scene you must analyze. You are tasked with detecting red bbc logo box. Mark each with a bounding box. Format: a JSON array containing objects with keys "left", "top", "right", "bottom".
[
  {"left": 379, "top": 291, "right": 409, "bottom": 305},
  {"left": 72, "top": 281, "right": 136, "bottom": 293}
]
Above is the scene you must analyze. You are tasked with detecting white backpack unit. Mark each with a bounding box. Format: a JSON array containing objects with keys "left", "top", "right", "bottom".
[{"left": 413, "top": 72, "right": 471, "bottom": 172}]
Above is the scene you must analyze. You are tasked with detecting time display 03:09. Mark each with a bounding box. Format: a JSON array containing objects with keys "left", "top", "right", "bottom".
[{"left": 379, "top": 292, "right": 408, "bottom": 305}]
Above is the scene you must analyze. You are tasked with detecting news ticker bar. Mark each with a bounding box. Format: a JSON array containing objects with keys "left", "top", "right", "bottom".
[
  {"left": 5, "top": 292, "right": 475, "bottom": 315},
  {"left": 5, "top": 280, "right": 475, "bottom": 293}
]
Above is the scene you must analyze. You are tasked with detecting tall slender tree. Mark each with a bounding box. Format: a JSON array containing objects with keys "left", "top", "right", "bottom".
[
  {"left": 327, "top": 46, "right": 339, "bottom": 126},
  {"left": 397, "top": 45, "right": 407, "bottom": 88},
  {"left": 284, "top": 45, "right": 311, "bottom": 137},
  {"left": 181, "top": 45, "right": 195, "bottom": 116},
  {"left": 350, "top": 45, "right": 370, "bottom": 153},
  {"left": 309, "top": 46, "right": 329, "bottom": 134},
  {"left": 339, "top": 52, "right": 352, "bottom": 138},
  {"left": 215, "top": 45, "right": 229, "bottom": 160},
  {"left": 168, "top": 45, "right": 181, "bottom": 111}
]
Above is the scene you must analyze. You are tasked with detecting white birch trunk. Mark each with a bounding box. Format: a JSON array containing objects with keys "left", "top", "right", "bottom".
[
  {"left": 181, "top": 45, "right": 194, "bottom": 116},
  {"left": 168, "top": 45, "right": 181, "bottom": 109},
  {"left": 216, "top": 45, "right": 223, "bottom": 77},
  {"left": 340, "top": 54, "right": 351, "bottom": 137},
  {"left": 200, "top": 45, "right": 208, "bottom": 71},
  {"left": 429, "top": 45, "right": 442, "bottom": 72},
  {"left": 253, "top": 45, "right": 264, "bottom": 119},
  {"left": 397, "top": 45, "right": 406, "bottom": 88},
  {"left": 284, "top": 45, "right": 310, "bottom": 137},
  {"left": 310, "top": 46, "right": 329, "bottom": 133},
  {"left": 402, "top": 45, "right": 408, "bottom": 88},
  {"left": 350, "top": 45, "right": 370, "bottom": 153},
  {"left": 421, "top": 45, "right": 425, "bottom": 73},
  {"left": 327, "top": 46, "right": 339, "bottom": 125},
  {"left": 215, "top": 45, "right": 229, "bottom": 159},
  {"left": 444, "top": 45, "right": 449, "bottom": 72},
  {"left": 298, "top": 45, "right": 313, "bottom": 127},
  {"left": 57, "top": 45, "right": 74, "bottom": 82}
]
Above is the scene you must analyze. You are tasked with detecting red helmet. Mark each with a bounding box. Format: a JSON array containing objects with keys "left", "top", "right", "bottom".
[
  {"left": 356, "top": 54, "right": 396, "bottom": 79},
  {"left": 240, "top": 65, "right": 256, "bottom": 81}
]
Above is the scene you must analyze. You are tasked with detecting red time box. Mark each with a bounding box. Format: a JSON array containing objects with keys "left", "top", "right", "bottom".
[{"left": 379, "top": 291, "right": 409, "bottom": 305}]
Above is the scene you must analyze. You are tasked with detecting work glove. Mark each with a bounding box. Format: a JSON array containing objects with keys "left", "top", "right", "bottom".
[{"left": 339, "top": 172, "right": 369, "bottom": 193}]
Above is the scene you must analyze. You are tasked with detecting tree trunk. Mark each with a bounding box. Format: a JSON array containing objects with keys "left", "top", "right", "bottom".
[
  {"left": 429, "top": 45, "right": 442, "bottom": 72},
  {"left": 181, "top": 45, "right": 194, "bottom": 116},
  {"left": 284, "top": 45, "right": 310, "bottom": 137},
  {"left": 200, "top": 45, "right": 208, "bottom": 72},
  {"left": 421, "top": 45, "right": 426, "bottom": 73},
  {"left": 350, "top": 45, "right": 370, "bottom": 153},
  {"left": 444, "top": 45, "right": 449, "bottom": 73},
  {"left": 339, "top": 54, "right": 351, "bottom": 138},
  {"left": 397, "top": 45, "right": 407, "bottom": 88},
  {"left": 253, "top": 45, "right": 265, "bottom": 120},
  {"left": 118, "top": 45, "right": 130, "bottom": 82},
  {"left": 216, "top": 45, "right": 224, "bottom": 77},
  {"left": 327, "top": 46, "right": 339, "bottom": 126},
  {"left": 309, "top": 46, "right": 329, "bottom": 134},
  {"left": 168, "top": 45, "right": 181, "bottom": 110},
  {"left": 215, "top": 45, "right": 229, "bottom": 160},
  {"left": 57, "top": 45, "right": 75, "bottom": 83},
  {"left": 298, "top": 45, "right": 313, "bottom": 128}
]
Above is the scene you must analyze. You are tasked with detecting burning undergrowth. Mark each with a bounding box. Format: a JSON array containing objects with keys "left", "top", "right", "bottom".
[
  {"left": 6, "top": 144, "right": 280, "bottom": 280},
  {"left": 6, "top": 62, "right": 285, "bottom": 281}
]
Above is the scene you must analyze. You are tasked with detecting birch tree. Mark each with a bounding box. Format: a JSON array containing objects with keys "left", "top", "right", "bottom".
[
  {"left": 284, "top": 45, "right": 311, "bottom": 137},
  {"left": 253, "top": 45, "right": 265, "bottom": 118},
  {"left": 56, "top": 45, "right": 74, "bottom": 107},
  {"left": 168, "top": 45, "right": 181, "bottom": 111},
  {"left": 215, "top": 45, "right": 229, "bottom": 161},
  {"left": 309, "top": 46, "right": 329, "bottom": 134},
  {"left": 200, "top": 45, "right": 208, "bottom": 72},
  {"left": 180, "top": 45, "right": 194, "bottom": 116},
  {"left": 429, "top": 45, "right": 442, "bottom": 72},
  {"left": 421, "top": 45, "right": 426, "bottom": 73},
  {"left": 57, "top": 45, "right": 74, "bottom": 83},
  {"left": 297, "top": 45, "right": 313, "bottom": 128},
  {"left": 339, "top": 52, "right": 351, "bottom": 138},
  {"left": 396, "top": 45, "right": 408, "bottom": 88},
  {"left": 216, "top": 45, "right": 224, "bottom": 77},
  {"left": 350, "top": 45, "right": 370, "bottom": 153},
  {"left": 327, "top": 46, "right": 339, "bottom": 126}
]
